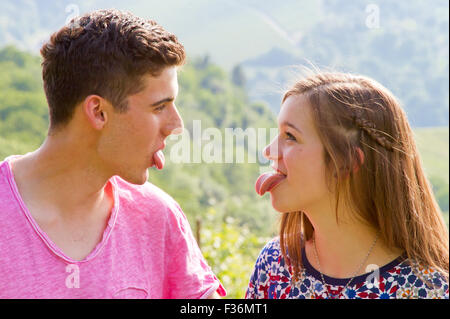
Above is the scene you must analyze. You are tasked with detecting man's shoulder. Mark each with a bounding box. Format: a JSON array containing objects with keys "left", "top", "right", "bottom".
[
  {"left": 0, "top": 156, "right": 19, "bottom": 198},
  {"left": 111, "top": 176, "right": 192, "bottom": 236},
  {"left": 111, "top": 175, "right": 182, "bottom": 216}
]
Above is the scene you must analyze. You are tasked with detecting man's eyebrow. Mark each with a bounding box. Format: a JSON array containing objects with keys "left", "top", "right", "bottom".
[
  {"left": 150, "top": 97, "right": 174, "bottom": 107},
  {"left": 280, "top": 121, "right": 303, "bottom": 134}
]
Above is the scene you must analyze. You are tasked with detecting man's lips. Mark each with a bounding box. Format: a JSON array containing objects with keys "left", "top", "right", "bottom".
[
  {"left": 150, "top": 144, "right": 166, "bottom": 170},
  {"left": 152, "top": 150, "right": 165, "bottom": 170}
]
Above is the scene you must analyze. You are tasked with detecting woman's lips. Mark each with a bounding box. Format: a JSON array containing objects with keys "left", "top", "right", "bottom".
[{"left": 255, "top": 171, "right": 287, "bottom": 196}]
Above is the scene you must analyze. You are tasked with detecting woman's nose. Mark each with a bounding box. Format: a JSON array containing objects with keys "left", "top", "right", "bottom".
[{"left": 263, "top": 137, "right": 281, "bottom": 160}]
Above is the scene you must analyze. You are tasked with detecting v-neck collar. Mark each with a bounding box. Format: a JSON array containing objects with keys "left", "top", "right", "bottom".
[{"left": 3, "top": 155, "right": 120, "bottom": 264}]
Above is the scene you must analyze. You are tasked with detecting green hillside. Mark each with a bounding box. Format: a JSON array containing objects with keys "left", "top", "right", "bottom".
[
  {"left": 241, "top": 0, "right": 449, "bottom": 128},
  {"left": 415, "top": 127, "right": 449, "bottom": 184},
  {"left": 1, "top": 0, "right": 448, "bottom": 128},
  {"left": 415, "top": 127, "right": 449, "bottom": 225}
]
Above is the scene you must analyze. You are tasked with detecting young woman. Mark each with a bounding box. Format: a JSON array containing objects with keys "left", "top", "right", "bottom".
[{"left": 246, "top": 72, "right": 449, "bottom": 299}]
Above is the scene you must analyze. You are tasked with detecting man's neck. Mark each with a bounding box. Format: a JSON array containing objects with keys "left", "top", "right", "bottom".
[{"left": 10, "top": 137, "right": 112, "bottom": 220}]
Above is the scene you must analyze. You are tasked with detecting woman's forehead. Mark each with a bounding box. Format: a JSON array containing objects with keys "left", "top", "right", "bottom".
[{"left": 278, "top": 95, "right": 312, "bottom": 126}]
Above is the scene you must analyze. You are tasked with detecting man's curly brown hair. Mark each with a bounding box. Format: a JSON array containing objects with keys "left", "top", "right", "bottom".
[{"left": 40, "top": 9, "right": 186, "bottom": 131}]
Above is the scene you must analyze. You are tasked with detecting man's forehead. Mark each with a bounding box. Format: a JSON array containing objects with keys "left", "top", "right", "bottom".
[
  {"left": 142, "top": 67, "right": 178, "bottom": 86},
  {"left": 136, "top": 67, "right": 179, "bottom": 100}
]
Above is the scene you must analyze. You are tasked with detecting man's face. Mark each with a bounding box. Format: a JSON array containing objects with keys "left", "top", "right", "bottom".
[{"left": 97, "top": 66, "right": 183, "bottom": 185}]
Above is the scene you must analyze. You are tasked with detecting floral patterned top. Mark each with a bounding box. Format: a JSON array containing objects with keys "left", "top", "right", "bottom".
[{"left": 246, "top": 238, "right": 449, "bottom": 299}]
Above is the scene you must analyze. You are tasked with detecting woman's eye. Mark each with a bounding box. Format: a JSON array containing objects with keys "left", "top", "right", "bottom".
[{"left": 285, "top": 132, "right": 297, "bottom": 141}]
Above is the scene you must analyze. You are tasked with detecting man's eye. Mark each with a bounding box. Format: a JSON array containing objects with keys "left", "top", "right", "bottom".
[{"left": 155, "top": 104, "right": 166, "bottom": 112}]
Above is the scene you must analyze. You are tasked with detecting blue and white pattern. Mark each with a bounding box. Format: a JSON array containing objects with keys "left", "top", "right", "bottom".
[{"left": 246, "top": 238, "right": 449, "bottom": 299}]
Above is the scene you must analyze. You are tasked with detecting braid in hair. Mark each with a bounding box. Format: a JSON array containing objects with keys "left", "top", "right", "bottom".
[{"left": 353, "top": 116, "right": 395, "bottom": 152}]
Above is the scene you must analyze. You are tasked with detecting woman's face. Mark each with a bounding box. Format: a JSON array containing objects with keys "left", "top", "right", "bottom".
[{"left": 264, "top": 94, "right": 331, "bottom": 213}]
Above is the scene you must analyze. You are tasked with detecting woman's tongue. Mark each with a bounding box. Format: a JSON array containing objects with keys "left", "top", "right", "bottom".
[
  {"left": 152, "top": 150, "right": 165, "bottom": 170},
  {"left": 255, "top": 171, "right": 286, "bottom": 196}
]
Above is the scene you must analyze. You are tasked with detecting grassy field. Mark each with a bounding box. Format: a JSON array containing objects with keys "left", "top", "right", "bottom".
[
  {"left": 414, "top": 126, "right": 449, "bottom": 184},
  {"left": 414, "top": 126, "right": 449, "bottom": 227}
]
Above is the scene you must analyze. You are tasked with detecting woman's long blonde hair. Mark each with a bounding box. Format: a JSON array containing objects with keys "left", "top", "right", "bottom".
[{"left": 279, "top": 71, "right": 449, "bottom": 283}]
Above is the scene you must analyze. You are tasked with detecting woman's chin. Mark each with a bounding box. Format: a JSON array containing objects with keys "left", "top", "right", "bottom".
[
  {"left": 269, "top": 188, "right": 310, "bottom": 213},
  {"left": 270, "top": 193, "right": 297, "bottom": 213}
]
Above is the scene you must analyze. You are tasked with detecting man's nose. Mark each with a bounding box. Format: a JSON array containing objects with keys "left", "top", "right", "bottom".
[
  {"left": 164, "top": 104, "right": 184, "bottom": 136},
  {"left": 263, "top": 137, "right": 281, "bottom": 161}
]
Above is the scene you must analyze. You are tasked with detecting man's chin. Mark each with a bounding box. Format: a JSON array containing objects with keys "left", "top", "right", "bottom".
[{"left": 118, "top": 169, "right": 149, "bottom": 185}]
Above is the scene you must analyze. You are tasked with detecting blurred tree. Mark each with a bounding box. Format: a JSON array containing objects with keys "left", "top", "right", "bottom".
[{"left": 231, "top": 64, "right": 246, "bottom": 88}]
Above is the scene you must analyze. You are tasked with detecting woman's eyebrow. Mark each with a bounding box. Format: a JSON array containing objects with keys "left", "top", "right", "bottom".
[{"left": 280, "top": 121, "right": 303, "bottom": 135}]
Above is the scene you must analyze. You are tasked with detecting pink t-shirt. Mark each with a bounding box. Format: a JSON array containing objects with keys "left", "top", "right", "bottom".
[{"left": 0, "top": 155, "right": 226, "bottom": 299}]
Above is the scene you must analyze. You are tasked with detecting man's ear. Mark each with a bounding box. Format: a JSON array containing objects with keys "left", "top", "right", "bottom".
[
  {"left": 353, "top": 147, "right": 365, "bottom": 173},
  {"left": 83, "top": 95, "right": 108, "bottom": 130}
]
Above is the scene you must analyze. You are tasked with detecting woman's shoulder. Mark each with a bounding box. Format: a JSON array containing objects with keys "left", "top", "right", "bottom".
[
  {"left": 392, "top": 259, "right": 449, "bottom": 299},
  {"left": 246, "top": 237, "right": 286, "bottom": 299},
  {"left": 249, "top": 237, "right": 285, "bottom": 280},
  {"left": 256, "top": 237, "right": 283, "bottom": 264}
]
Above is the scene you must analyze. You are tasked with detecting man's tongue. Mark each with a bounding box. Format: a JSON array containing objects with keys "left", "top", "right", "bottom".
[
  {"left": 255, "top": 172, "right": 286, "bottom": 196},
  {"left": 152, "top": 150, "right": 165, "bottom": 170}
]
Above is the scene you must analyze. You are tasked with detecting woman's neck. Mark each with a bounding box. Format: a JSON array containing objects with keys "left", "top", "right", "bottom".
[{"left": 303, "top": 203, "right": 403, "bottom": 279}]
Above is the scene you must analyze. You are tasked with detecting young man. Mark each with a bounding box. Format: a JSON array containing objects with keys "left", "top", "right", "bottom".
[{"left": 0, "top": 9, "right": 225, "bottom": 299}]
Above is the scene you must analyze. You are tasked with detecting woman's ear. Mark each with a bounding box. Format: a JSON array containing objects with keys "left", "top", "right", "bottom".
[
  {"left": 353, "top": 147, "right": 365, "bottom": 173},
  {"left": 333, "top": 147, "right": 365, "bottom": 179}
]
